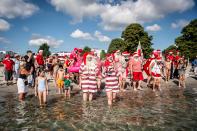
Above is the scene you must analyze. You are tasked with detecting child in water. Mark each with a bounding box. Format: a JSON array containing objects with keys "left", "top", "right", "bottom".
[
  {"left": 56, "top": 65, "right": 65, "bottom": 94},
  {"left": 35, "top": 70, "right": 49, "bottom": 107},
  {"left": 64, "top": 73, "right": 71, "bottom": 99}
]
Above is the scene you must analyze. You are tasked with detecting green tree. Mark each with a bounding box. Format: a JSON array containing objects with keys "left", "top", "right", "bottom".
[
  {"left": 38, "top": 43, "right": 51, "bottom": 57},
  {"left": 175, "top": 19, "right": 197, "bottom": 60},
  {"left": 163, "top": 44, "right": 177, "bottom": 55},
  {"left": 100, "top": 50, "right": 106, "bottom": 60},
  {"left": 82, "top": 46, "right": 91, "bottom": 55},
  {"left": 121, "top": 23, "right": 153, "bottom": 58},
  {"left": 108, "top": 38, "right": 126, "bottom": 53}
]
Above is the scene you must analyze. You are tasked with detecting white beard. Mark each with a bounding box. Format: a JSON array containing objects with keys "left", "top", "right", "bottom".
[
  {"left": 86, "top": 60, "right": 96, "bottom": 70},
  {"left": 115, "top": 53, "right": 122, "bottom": 62}
]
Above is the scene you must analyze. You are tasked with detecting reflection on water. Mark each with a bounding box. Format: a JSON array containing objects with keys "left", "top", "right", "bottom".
[{"left": 0, "top": 86, "right": 197, "bottom": 130}]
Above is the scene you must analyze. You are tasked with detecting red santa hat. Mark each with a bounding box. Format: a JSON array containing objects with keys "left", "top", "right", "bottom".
[
  {"left": 64, "top": 74, "right": 70, "bottom": 79},
  {"left": 168, "top": 50, "right": 173, "bottom": 54},
  {"left": 78, "top": 48, "right": 83, "bottom": 53},
  {"left": 122, "top": 51, "right": 130, "bottom": 56},
  {"left": 106, "top": 53, "right": 113, "bottom": 58},
  {"left": 157, "top": 49, "right": 161, "bottom": 53},
  {"left": 132, "top": 52, "right": 138, "bottom": 57},
  {"left": 74, "top": 48, "right": 78, "bottom": 51},
  {"left": 83, "top": 52, "right": 93, "bottom": 65},
  {"left": 152, "top": 50, "right": 159, "bottom": 58}
]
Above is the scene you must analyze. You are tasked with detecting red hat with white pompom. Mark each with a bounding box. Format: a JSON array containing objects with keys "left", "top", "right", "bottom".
[
  {"left": 122, "top": 51, "right": 130, "bottom": 56},
  {"left": 132, "top": 52, "right": 138, "bottom": 57},
  {"left": 83, "top": 52, "right": 93, "bottom": 65}
]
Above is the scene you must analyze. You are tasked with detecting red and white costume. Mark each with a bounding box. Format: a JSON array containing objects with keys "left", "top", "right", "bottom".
[
  {"left": 129, "top": 52, "right": 144, "bottom": 81},
  {"left": 121, "top": 51, "right": 130, "bottom": 80},
  {"left": 103, "top": 54, "right": 119, "bottom": 93},
  {"left": 79, "top": 53, "right": 98, "bottom": 93},
  {"left": 151, "top": 57, "right": 162, "bottom": 78}
]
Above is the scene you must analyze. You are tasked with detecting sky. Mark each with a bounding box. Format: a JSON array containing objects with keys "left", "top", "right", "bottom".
[{"left": 0, "top": 0, "right": 196, "bottom": 54}]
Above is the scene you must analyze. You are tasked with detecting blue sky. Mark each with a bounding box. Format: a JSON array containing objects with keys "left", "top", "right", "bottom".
[{"left": 0, "top": 0, "right": 196, "bottom": 54}]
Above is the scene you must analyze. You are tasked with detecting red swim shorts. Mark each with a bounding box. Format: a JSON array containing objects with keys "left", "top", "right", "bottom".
[{"left": 133, "top": 72, "right": 144, "bottom": 81}]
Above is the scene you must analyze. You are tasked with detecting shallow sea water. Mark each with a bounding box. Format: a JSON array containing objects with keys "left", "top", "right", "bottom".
[{"left": 0, "top": 84, "right": 197, "bottom": 131}]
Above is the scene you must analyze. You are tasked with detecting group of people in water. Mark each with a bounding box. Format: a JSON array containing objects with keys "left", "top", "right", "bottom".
[{"left": 1, "top": 47, "right": 189, "bottom": 106}]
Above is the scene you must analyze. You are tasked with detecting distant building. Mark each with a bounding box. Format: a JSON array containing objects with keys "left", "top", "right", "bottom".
[
  {"left": 52, "top": 51, "right": 71, "bottom": 57},
  {"left": 51, "top": 51, "right": 71, "bottom": 62},
  {"left": 91, "top": 48, "right": 107, "bottom": 57},
  {"left": 0, "top": 50, "right": 16, "bottom": 61}
]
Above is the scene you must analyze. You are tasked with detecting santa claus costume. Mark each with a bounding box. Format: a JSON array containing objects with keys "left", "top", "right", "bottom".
[
  {"left": 166, "top": 50, "right": 174, "bottom": 79},
  {"left": 150, "top": 56, "right": 162, "bottom": 91},
  {"left": 79, "top": 53, "right": 98, "bottom": 102},
  {"left": 174, "top": 51, "right": 181, "bottom": 78},
  {"left": 103, "top": 54, "right": 119, "bottom": 106},
  {"left": 113, "top": 50, "right": 124, "bottom": 91},
  {"left": 143, "top": 51, "right": 156, "bottom": 86},
  {"left": 93, "top": 51, "right": 102, "bottom": 90},
  {"left": 120, "top": 51, "right": 130, "bottom": 91},
  {"left": 129, "top": 52, "right": 144, "bottom": 91}
]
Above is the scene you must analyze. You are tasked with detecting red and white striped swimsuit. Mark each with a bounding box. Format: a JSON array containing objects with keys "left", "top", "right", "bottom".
[
  {"left": 104, "top": 67, "right": 119, "bottom": 93},
  {"left": 79, "top": 63, "right": 98, "bottom": 93}
]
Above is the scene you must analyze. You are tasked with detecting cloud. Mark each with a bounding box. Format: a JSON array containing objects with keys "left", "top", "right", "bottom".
[
  {"left": 0, "top": 0, "right": 39, "bottom": 19},
  {"left": 0, "top": 19, "right": 10, "bottom": 31},
  {"left": 50, "top": 0, "right": 195, "bottom": 31},
  {"left": 70, "top": 29, "right": 94, "bottom": 40},
  {"left": 29, "top": 34, "right": 64, "bottom": 48},
  {"left": 23, "top": 26, "right": 29, "bottom": 32},
  {"left": 146, "top": 24, "right": 161, "bottom": 31},
  {"left": 0, "top": 37, "right": 11, "bottom": 44},
  {"left": 94, "top": 31, "right": 111, "bottom": 42},
  {"left": 171, "top": 19, "right": 189, "bottom": 28}
]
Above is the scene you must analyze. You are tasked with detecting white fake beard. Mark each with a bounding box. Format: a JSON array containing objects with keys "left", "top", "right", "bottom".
[
  {"left": 86, "top": 59, "right": 95, "bottom": 68},
  {"left": 115, "top": 53, "right": 122, "bottom": 62}
]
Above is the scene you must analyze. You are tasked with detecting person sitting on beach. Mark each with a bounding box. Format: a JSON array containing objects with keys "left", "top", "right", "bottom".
[
  {"left": 64, "top": 73, "right": 71, "bottom": 99},
  {"left": 2, "top": 54, "right": 15, "bottom": 86},
  {"left": 177, "top": 59, "right": 186, "bottom": 88},
  {"left": 17, "top": 61, "right": 29, "bottom": 102},
  {"left": 35, "top": 70, "right": 49, "bottom": 107},
  {"left": 56, "top": 65, "right": 65, "bottom": 94}
]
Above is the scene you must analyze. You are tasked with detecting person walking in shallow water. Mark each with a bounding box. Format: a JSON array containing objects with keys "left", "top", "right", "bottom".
[
  {"left": 103, "top": 54, "right": 119, "bottom": 106},
  {"left": 17, "top": 60, "right": 29, "bottom": 102},
  {"left": 2, "top": 54, "right": 15, "bottom": 86},
  {"left": 35, "top": 70, "right": 49, "bottom": 107},
  {"left": 79, "top": 52, "right": 98, "bottom": 102},
  {"left": 177, "top": 58, "right": 186, "bottom": 88}
]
